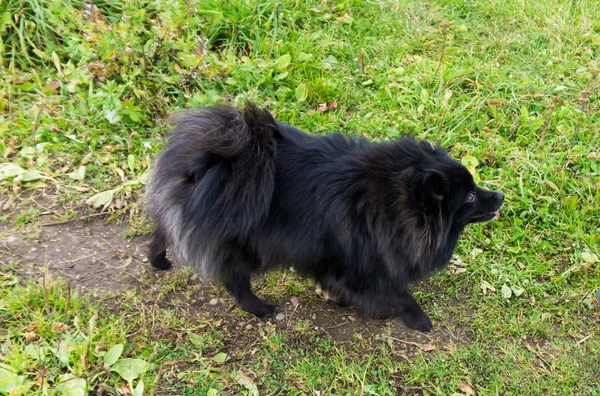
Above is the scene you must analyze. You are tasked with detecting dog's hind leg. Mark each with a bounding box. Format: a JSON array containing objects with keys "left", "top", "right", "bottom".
[
  {"left": 220, "top": 246, "right": 276, "bottom": 317},
  {"left": 148, "top": 227, "right": 172, "bottom": 270}
]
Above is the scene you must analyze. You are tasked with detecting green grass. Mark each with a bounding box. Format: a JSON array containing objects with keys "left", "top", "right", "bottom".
[{"left": 1, "top": 0, "right": 600, "bottom": 394}]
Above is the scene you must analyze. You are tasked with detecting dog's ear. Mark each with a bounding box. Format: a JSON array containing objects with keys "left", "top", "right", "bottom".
[
  {"left": 186, "top": 152, "right": 224, "bottom": 183},
  {"left": 422, "top": 169, "right": 447, "bottom": 201}
]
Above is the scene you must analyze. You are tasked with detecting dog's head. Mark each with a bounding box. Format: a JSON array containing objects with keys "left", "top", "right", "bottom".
[{"left": 415, "top": 144, "right": 504, "bottom": 229}]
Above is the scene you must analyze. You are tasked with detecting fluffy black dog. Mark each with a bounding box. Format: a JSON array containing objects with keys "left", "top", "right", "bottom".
[{"left": 145, "top": 104, "right": 504, "bottom": 332}]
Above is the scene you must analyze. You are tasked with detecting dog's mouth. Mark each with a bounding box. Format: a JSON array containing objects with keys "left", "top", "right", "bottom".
[
  {"left": 471, "top": 212, "right": 497, "bottom": 223},
  {"left": 471, "top": 204, "right": 503, "bottom": 223}
]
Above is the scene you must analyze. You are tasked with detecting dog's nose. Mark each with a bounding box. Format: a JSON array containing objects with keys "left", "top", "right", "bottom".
[{"left": 497, "top": 192, "right": 504, "bottom": 202}]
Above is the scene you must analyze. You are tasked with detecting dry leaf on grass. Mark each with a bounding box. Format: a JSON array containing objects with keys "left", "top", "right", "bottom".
[
  {"left": 420, "top": 343, "right": 437, "bottom": 351},
  {"left": 458, "top": 381, "right": 475, "bottom": 395},
  {"left": 317, "top": 101, "right": 338, "bottom": 112}
]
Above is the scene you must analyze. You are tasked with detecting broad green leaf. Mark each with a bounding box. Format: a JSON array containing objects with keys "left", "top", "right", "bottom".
[
  {"left": 501, "top": 284, "right": 512, "bottom": 299},
  {"left": 295, "top": 83, "right": 308, "bottom": 102},
  {"left": 138, "top": 171, "right": 151, "bottom": 185},
  {"left": 51, "top": 342, "right": 70, "bottom": 364},
  {"left": 324, "top": 55, "right": 338, "bottom": 66},
  {"left": 581, "top": 251, "right": 599, "bottom": 263},
  {"left": 461, "top": 155, "right": 479, "bottom": 168},
  {"left": 19, "top": 146, "right": 36, "bottom": 157},
  {"left": 275, "top": 54, "right": 292, "bottom": 70},
  {"left": 8, "top": 381, "right": 34, "bottom": 395},
  {"left": 0, "top": 365, "right": 20, "bottom": 393},
  {"left": 234, "top": 371, "right": 258, "bottom": 396},
  {"left": 35, "top": 142, "right": 50, "bottom": 152},
  {"left": 1, "top": 12, "right": 11, "bottom": 25},
  {"left": 189, "top": 333, "right": 205, "bottom": 347},
  {"left": 58, "top": 374, "right": 86, "bottom": 396},
  {"left": 68, "top": 166, "right": 86, "bottom": 181},
  {"left": 21, "top": 170, "right": 45, "bottom": 181},
  {"left": 86, "top": 189, "right": 116, "bottom": 210},
  {"left": 274, "top": 71, "right": 289, "bottom": 80},
  {"left": 15, "top": 81, "right": 35, "bottom": 91},
  {"left": 461, "top": 155, "right": 479, "bottom": 176},
  {"left": 207, "top": 389, "right": 218, "bottom": 396},
  {"left": 298, "top": 52, "right": 313, "bottom": 61},
  {"left": 257, "top": 59, "right": 273, "bottom": 68},
  {"left": 103, "top": 344, "right": 124, "bottom": 367},
  {"left": 134, "top": 379, "right": 144, "bottom": 396},
  {"left": 25, "top": 344, "right": 49, "bottom": 361},
  {"left": 112, "top": 358, "right": 150, "bottom": 386},
  {"left": 213, "top": 352, "right": 229, "bottom": 363},
  {"left": 0, "top": 163, "right": 25, "bottom": 180},
  {"left": 511, "top": 286, "right": 525, "bottom": 297}
]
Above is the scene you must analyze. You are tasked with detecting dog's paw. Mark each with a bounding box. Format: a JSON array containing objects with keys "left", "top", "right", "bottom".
[
  {"left": 150, "top": 257, "right": 172, "bottom": 271},
  {"left": 400, "top": 310, "right": 433, "bottom": 333},
  {"left": 256, "top": 302, "right": 277, "bottom": 317},
  {"left": 331, "top": 295, "right": 352, "bottom": 308},
  {"left": 243, "top": 300, "right": 276, "bottom": 317}
]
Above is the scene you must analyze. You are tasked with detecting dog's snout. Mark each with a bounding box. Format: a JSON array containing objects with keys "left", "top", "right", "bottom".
[{"left": 497, "top": 192, "right": 504, "bottom": 202}]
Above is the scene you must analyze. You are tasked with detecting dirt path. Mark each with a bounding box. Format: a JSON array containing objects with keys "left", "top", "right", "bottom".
[{"left": 1, "top": 218, "right": 466, "bottom": 346}]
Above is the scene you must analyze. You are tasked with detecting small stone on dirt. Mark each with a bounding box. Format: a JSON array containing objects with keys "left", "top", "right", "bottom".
[
  {"left": 209, "top": 298, "right": 218, "bottom": 305},
  {"left": 291, "top": 296, "right": 299, "bottom": 307},
  {"left": 275, "top": 313, "right": 285, "bottom": 321},
  {"left": 312, "top": 314, "right": 316, "bottom": 320},
  {"left": 245, "top": 324, "right": 253, "bottom": 330},
  {"left": 190, "top": 273, "right": 199, "bottom": 281},
  {"left": 142, "top": 257, "right": 148, "bottom": 263}
]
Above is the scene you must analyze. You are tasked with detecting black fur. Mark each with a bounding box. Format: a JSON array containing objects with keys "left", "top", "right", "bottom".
[{"left": 145, "top": 104, "right": 504, "bottom": 332}]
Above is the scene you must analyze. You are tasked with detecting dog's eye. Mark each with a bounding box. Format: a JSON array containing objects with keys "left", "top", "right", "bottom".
[{"left": 467, "top": 191, "right": 476, "bottom": 202}]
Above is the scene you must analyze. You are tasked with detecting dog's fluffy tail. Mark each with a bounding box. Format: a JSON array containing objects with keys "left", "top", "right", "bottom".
[{"left": 145, "top": 104, "right": 278, "bottom": 275}]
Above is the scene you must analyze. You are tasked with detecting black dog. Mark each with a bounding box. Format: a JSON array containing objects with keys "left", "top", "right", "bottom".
[{"left": 145, "top": 104, "right": 504, "bottom": 332}]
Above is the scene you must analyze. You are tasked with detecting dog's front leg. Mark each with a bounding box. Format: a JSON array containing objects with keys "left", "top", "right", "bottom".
[{"left": 395, "top": 290, "right": 433, "bottom": 332}]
